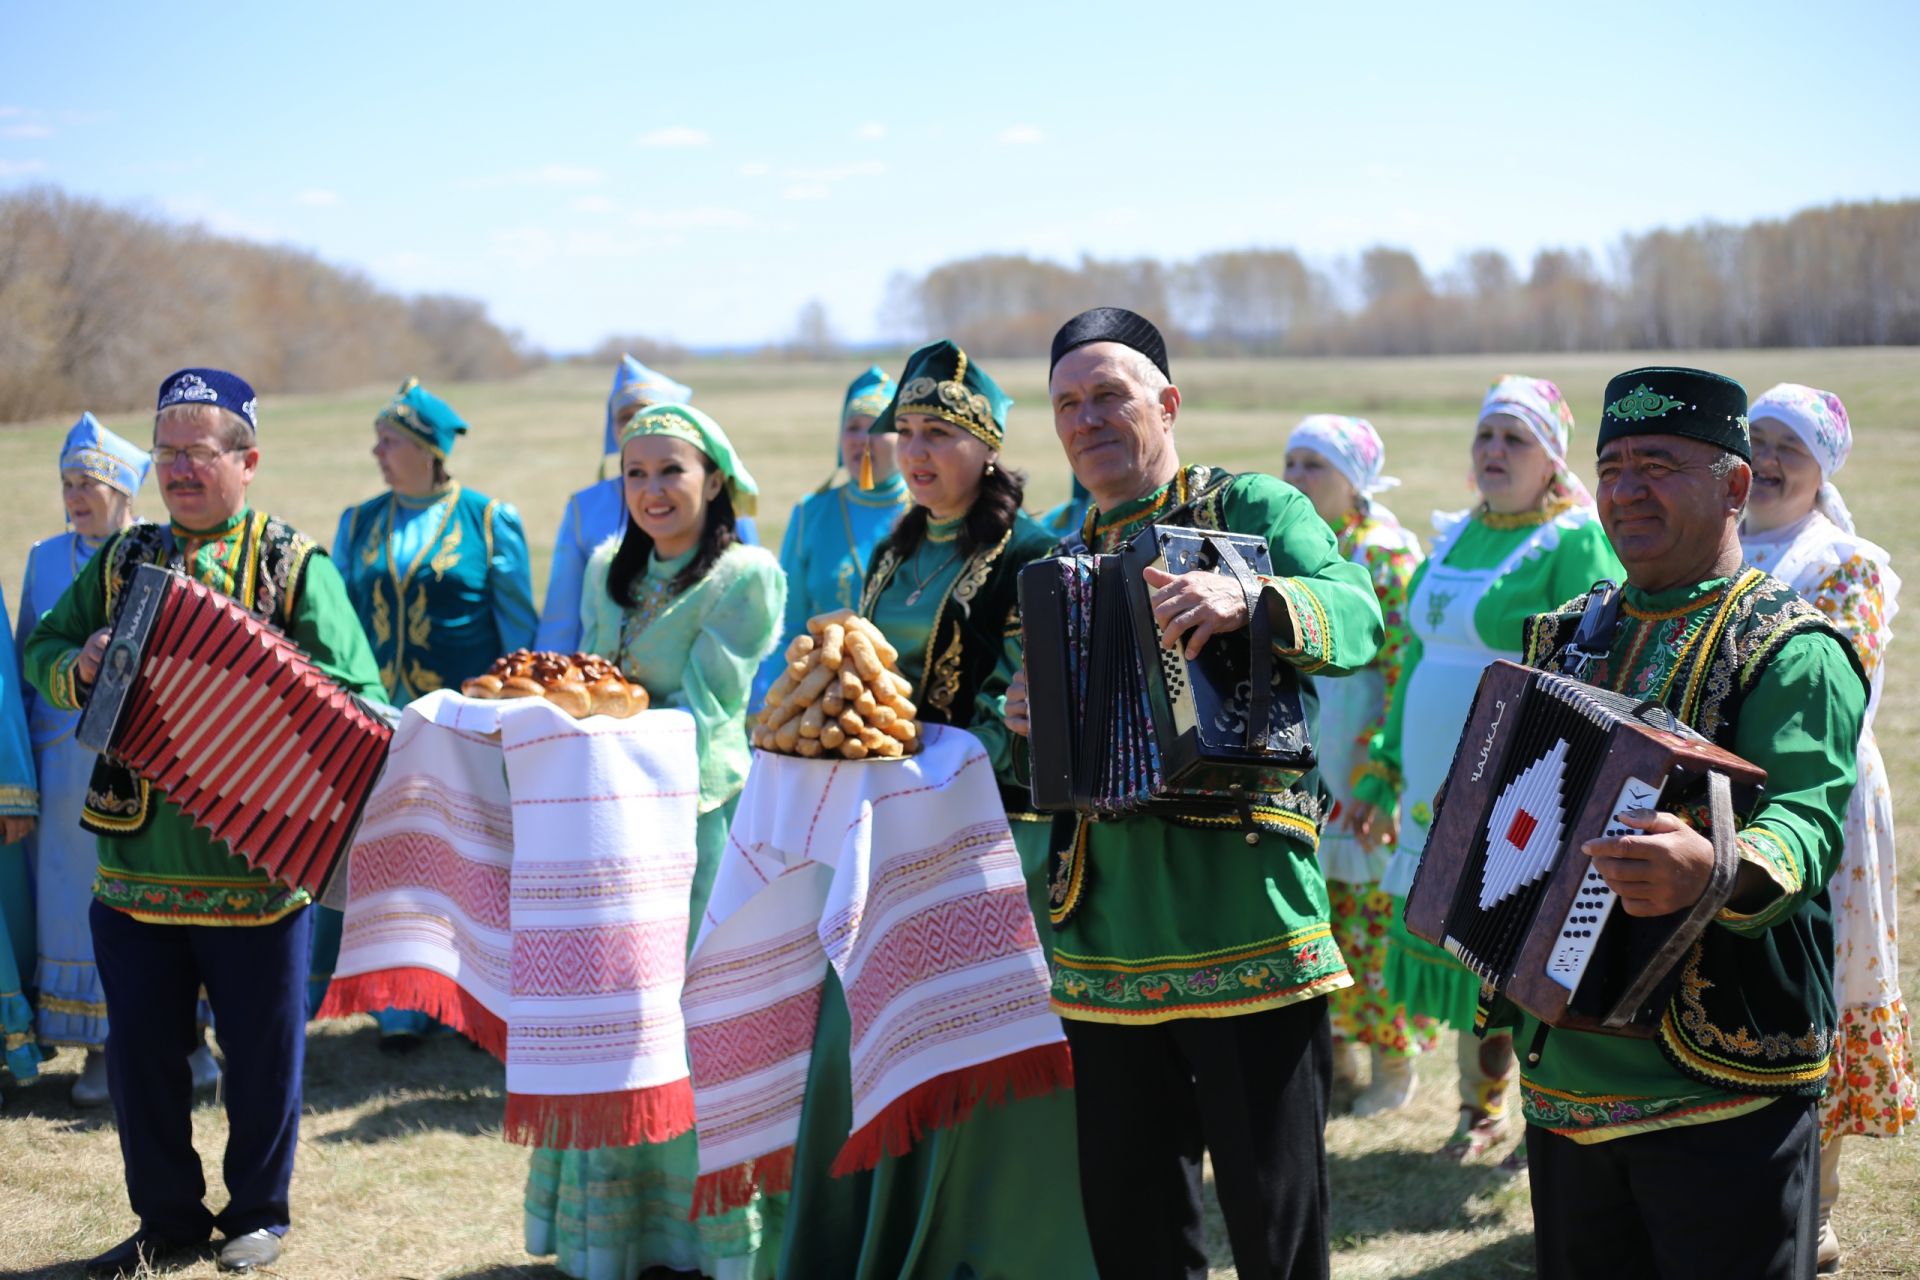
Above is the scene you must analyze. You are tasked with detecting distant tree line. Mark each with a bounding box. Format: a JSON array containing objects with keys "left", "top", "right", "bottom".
[
  {"left": 0, "top": 186, "right": 534, "bottom": 422},
  {"left": 879, "top": 198, "right": 1920, "bottom": 357}
]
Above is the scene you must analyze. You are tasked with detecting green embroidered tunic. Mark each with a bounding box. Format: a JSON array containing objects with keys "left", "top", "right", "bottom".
[
  {"left": 22, "top": 510, "right": 386, "bottom": 925},
  {"left": 1503, "top": 573, "right": 1866, "bottom": 1142},
  {"left": 1046, "top": 468, "right": 1385, "bottom": 1025}
]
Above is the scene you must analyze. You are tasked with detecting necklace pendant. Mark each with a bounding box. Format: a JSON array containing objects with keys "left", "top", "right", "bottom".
[{"left": 905, "top": 586, "right": 924, "bottom": 607}]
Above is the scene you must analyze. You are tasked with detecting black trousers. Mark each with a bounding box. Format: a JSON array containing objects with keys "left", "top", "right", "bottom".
[
  {"left": 1526, "top": 1098, "right": 1819, "bottom": 1280},
  {"left": 1064, "top": 996, "right": 1331, "bottom": 1280},
  {"left": 91, "top": 900, "right": 312, "bottom": 1242}
]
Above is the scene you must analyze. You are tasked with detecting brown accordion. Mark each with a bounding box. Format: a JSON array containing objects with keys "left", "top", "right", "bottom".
[
  {"left": 76, "top": 564, "right": 395, "bottom": 897},
  {"left": 1404, "top": 660, "right": 1765, "bottom": 1036}
]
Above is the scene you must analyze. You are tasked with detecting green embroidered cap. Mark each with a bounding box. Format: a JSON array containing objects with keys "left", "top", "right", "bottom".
[
  {"left": 870, "top": 339, "right": 1012, "bottom": 451},
  {"left": 619, "top": 402, "right": 760, "bottom": 517},
  {"left": 1596, "top": 366, "right": 1750, "bottom": 462}
]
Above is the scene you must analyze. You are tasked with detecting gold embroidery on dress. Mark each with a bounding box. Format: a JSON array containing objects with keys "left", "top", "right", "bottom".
[
  {"left": 370, "top": 583, "right": 393, "bottom": 646},
  {"left": 861, "top": 547, "right": 901, "bottom": 617},
  {"left": 407, "top": 585, "right": 432, "bottom": 648},
  {"left": 1664, "top": 940, "right": 1832, "bottom": 1085},
  {"left": 927, "top": 628, "right": 965, "bottom": 712},
  {"left": 429, "top": 520, "right": 464, "bottom": 581},
  {"left": 406, "top": 658, "right": 443, "bottom": 694}
]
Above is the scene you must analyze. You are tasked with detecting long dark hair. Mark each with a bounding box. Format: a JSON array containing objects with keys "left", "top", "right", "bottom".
[
  {"left": 606, "top": 463, "right": 738, "bottom": 608},
  {"left": 875, "top": 463, "right": 1026, "bottom": 565}
]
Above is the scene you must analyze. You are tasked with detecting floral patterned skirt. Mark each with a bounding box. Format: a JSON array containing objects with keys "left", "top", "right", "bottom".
[
  {"left": 1820, "top": 733, "right": 1914, "bottom": 1143},
  {"left": 1328, "top": 878, "right": 1441, "bottom": 1058}
]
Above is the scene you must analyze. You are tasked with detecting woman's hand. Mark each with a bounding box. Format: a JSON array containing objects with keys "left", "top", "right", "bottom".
[
  {"left": 1004, "top": 666, "right": 1030, "bottom": 737},
  {"left": 0, "top": 816, "right": 35, "bottom": 845},
  {"left": 1344, "top": 800, "right": 1398, "bottom": 848}
]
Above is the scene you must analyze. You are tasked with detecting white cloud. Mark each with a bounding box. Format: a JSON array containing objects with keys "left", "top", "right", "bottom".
[
  {"left": 737, "top": 161, "right": 772, "bottom": 177},
  {"left": 629, "top": 206, "right": 752, "bottom": 230},
  {"left": 997, "top": 124, "right": 1044, "bottom": 145},
  {"left": 782, "top": 183, "right": 830, "bottom": 202},
  {"left": 158, "top": 197, "right": 283, "bottom": 242},
  {"left": 635, "top": 126, "right": 710, "bottom": 148},
  {"left": 490, "top": 227, "right": 557, "bottom": 267},
  {"left": 787, "top": 160, "right": 886, "bottom": 183},
  {"left": 573, "top": 194, "right": 617, "bottom": 214},
  {"left": 854, "top": 122, "right": 886, "bottom": 140},
  {"left": 468, "top": 164, "right": 606, "bottom": 189},
  {"left": 293, "top": 188, "right": 340, "bottom": 206},
  {"left": 0, "top": 158, "right": 47, "bottom": 177},
  {"left": 2, "top": 123, "right": 53, "bottom": 139}
]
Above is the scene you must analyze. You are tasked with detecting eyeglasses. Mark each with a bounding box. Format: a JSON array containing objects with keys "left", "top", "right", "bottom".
[{"left": 150, "top": 445, "right": 237, "bottom": 468}]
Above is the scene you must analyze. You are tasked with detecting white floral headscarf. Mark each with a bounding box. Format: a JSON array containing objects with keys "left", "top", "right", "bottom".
[
  {"left": 1748, "top": 383, "right": 1854, "bottom": 533},
  {"left": 1479, "top": 374, "right": 1592, "bottom": 509},
  {"left": 1286, "top": 414, "right": 1398, "bottom": 503}
]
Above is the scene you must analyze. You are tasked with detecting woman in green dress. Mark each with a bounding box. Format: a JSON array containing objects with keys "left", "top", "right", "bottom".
[
  {"left": 1349, "top": 375, "right": 1623, "bottom": 1160},
  {"left": 308, "top": 379, "right": 538, "bottom": 1042},
  {"left": 524, "top": 402, "right": 786, "bottom": 1280},
  {"left": 777, "top": 340, "right": 1097, "bottom": 1279}
]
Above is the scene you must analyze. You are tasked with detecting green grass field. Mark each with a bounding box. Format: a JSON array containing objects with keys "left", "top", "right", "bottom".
[{"left": 2, "top": 350, "right": 1916, "bottom": 1278}]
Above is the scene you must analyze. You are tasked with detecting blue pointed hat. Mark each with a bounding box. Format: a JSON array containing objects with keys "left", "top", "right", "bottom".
[
  {"left": 604, "top": 355, "right": 693, "bottom": 456},
  {"left": 60, "top": 412, "right": 151, "bottom": 497}
]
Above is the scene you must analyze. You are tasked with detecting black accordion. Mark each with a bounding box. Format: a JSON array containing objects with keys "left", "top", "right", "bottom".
[
  {"left": 77, "top": 564, "right": 396, "bottom": 897},
  {"left": 1404, "top": 660, "right": 1765, "bottom": 1036},
  {"left": 1019, "top": 522, "right": 1314, "bottom": 817}
]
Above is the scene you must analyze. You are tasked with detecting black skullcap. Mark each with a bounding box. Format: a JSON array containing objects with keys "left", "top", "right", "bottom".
[
  {"left": 1597, "top": 366, "right": 1751, "bottom": 462},
  {"left": 1049, "top": 307, "right": 1170, "bottom": 381}
]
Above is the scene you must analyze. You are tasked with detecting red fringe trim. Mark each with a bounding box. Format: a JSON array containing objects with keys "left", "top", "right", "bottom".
[
  {"left": 829, "top": 1040, "right": 1075, "bottom": 1177},
  {"left": 505, "top": 1078, "right": 696, "bottom": 1150},
  {"left": 315, "top": 966, "right": 507, "bottom": 1060},
  {"left": 691, "top": 1146, "right": 795, "bottom": 1219}
]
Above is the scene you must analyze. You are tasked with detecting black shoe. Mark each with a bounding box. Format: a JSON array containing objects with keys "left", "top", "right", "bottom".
[
  {"left": 216, "top": 1228, "right": 283, "bottom": 1273},
  {"left": 85, "top": 1230, "right": 205, "bottom": 1277}
]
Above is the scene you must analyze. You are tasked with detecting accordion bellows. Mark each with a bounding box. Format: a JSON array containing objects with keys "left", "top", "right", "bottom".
[
  {"left": 1404, "top": 661, "right": 1764, "bottom": 1036},
  {"left": 77, "top": 564, "right": 393, "bottom": 896},
  {"left": 1020, "top": 523, "right": 1313, "bottom": 818}
]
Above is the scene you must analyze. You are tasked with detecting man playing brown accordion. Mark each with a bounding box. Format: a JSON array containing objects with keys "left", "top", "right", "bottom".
[
  {"left": 1005, "top": 309, "right": 1384, "bottom": 1280},
  {"left": 25, "top": 368, "right": 386, "bottom": 1277},
  {"left": 1496, "top": 367, "right": 1867, "bottom": 1279}
]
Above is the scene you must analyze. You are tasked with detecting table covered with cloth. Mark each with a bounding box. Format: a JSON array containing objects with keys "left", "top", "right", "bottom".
[
  {"left": 682, "top": 723, "right": 1070, "bottom": 1214},
  {"left": 317, "top": 688, "right": 700, "bottom": 1150}
]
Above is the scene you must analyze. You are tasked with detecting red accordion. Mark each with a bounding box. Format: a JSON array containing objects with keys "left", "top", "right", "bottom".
[{"left": 77, "top": 564, "right": 394, "bottom": 896}]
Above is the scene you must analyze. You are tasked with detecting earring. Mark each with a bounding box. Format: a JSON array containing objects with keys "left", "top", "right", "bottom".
[{"left": 984, "top": 459, "right": 997, "bottom": 476}]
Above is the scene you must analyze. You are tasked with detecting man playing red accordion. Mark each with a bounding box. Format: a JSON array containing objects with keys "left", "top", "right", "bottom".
[
  {"left": 1006, "top": 309, "right": 1385, "bottom": 1280},
  {"left": 25, "top": 368, "right": 386, "bottom": 1278},
  {"left": 1497, "top": 367, "right": 1868, "bottom": 1279}
]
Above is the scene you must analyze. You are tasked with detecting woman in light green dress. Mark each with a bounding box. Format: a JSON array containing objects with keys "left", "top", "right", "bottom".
[
  {"left": 1350, "top": 376, "right": 1623, "bottom": 1159},
  {"left": 777, "top": 340, "right": 1096, "bottom": 1279},
  {"left": 524, "top": 403, "right": 787, "bottom": 1280}
]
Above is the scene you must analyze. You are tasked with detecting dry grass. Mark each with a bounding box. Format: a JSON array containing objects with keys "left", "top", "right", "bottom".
[{"left": 2, "top": 350, "right": 1916, "bottom": 1277}]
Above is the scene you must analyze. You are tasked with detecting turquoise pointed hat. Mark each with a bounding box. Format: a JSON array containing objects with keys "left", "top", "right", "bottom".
[{"left": 378, "top": 378, "right": 468, "bottom": 459}]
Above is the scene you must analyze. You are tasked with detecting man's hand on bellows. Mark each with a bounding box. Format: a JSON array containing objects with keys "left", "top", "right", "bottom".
[
  {"left": 76, "top": 627, "right": 112, "bottom": 685},
  {"left": 1004, "top": 667, "right": 1031, "bottom": 738},
  {"left": 1143, "top": 565, "right": 1248, "bottom": 660},
  {"left": 1581, "top": 810, "right": 1716, "bottom": 917}
]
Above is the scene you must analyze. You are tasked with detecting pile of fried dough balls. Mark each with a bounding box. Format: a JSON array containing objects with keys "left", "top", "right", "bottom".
[{"left": 752, "top": 610, "right": 920, "bottom": 759}]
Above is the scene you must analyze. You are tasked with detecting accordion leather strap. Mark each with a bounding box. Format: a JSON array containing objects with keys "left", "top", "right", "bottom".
[
  {"left": 1205, "top": 535, "right": 1276, "bottom": 753},
  {"left": 1601, "top": 769, "right": 1740, "bottom": 1028}
]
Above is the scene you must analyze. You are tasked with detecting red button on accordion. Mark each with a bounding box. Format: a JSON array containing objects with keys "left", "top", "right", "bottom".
[
  {"left": 1404, "top": 660, "right": 1765, "bottom": 1036},
  {"left": 76, "top": 564, "right": 395, "bottom": 897}
]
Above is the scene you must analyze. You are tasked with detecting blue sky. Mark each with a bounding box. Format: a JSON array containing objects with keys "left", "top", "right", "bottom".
[{"left": 4, "top": 1, "right": 1915, "bottom": 352}]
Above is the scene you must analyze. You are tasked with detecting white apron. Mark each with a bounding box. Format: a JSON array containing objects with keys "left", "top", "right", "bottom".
[{"left": 1379, "top": 521, "right": 1556, "bottom": 897}]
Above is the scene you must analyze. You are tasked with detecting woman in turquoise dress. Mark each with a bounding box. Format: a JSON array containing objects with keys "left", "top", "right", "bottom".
[
  {"left": 308, "top": 379, "right": 537, "bottom": 1042},
  {"left": 751, "top": 364, "right": 910, "bottom": 708},
  {"left": 777, "top": 340, "right": 1097, "bottom": 1278},
  {"left": 14, "top": 415, "right": 153, "bottom": 1105},
  {"left": 1349, "top": 376, "right": 1622, "bottom": 1160},
  {"left": 1, "top": 578, "right": 41, "bottom": 1102},
  {"left": 524, "top": 402, "right": 787, "bottom": 1280}
]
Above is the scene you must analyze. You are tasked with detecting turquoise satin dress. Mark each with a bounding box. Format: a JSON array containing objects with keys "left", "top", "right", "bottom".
[
  {"left": 309, "top": 483, "right": 537, "bottom": 1030},
  {"left": 1, "top": 584, "right": 43, "bottom": 1083}
]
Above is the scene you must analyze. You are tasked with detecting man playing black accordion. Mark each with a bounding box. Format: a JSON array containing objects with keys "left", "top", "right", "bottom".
[
  {"left": 25, "top": 368, "right": 386, "bottom": 1278},
  {"left": 1005, "top": 309, "right": 1384, "bottom": 1280},
  {"left": 1493, "top": 367, "right": 1868, "bottom": 1279}
]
